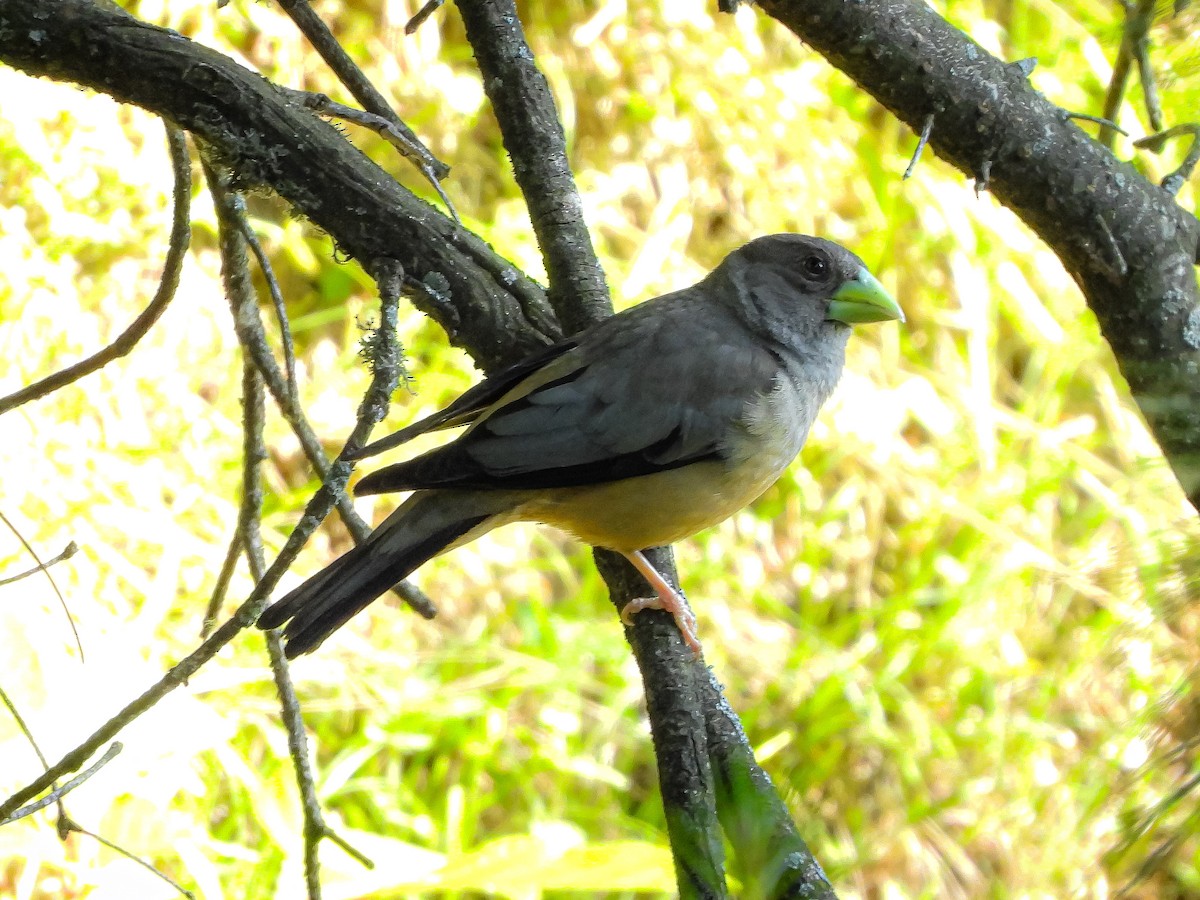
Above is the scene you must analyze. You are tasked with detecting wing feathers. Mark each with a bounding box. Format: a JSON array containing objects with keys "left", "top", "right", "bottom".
[
  {"left": 347, "top": 337, "right": 578, "bottom": 461},
  {"left": 355, "top": 295, "right": 781, "bottom": 496}
]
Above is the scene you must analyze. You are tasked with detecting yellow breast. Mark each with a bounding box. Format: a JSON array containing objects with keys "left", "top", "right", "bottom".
[{"left": 519, "top": 388, "right": 811, "bottom": 551}]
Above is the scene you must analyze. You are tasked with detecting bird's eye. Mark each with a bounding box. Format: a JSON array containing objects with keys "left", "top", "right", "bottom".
[{"left": 802, "top": 254, "right": 829, "bottom": 278}]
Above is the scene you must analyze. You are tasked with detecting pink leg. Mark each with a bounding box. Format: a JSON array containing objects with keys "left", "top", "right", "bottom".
[{"left": 619, "top": 550, "right": 702, "bottom": 655}]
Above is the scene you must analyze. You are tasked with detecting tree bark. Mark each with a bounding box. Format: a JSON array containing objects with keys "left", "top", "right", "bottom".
[{"left": 758, "top": 0, "right": 1200, "bottom": 509}]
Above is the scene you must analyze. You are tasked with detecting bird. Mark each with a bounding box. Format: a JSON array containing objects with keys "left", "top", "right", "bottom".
[{"left": 257, "top": 234, "right": 903, "bottom": 658}]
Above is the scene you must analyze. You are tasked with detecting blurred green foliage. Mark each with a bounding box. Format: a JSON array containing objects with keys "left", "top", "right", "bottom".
[{"left": 1, "top": 0, "right": 1198, "bottom": 897}]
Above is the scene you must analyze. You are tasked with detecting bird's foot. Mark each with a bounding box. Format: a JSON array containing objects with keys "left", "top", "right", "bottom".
[
  {"left": 620, "top": 550, "right": 703, "bottom": 656},
  {"left": 621, "top": 594, "right": 703, "bottom": 655}
]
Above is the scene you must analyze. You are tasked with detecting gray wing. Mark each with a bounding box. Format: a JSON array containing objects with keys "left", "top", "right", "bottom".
[
  {"left": 355, "top": 293, "right": 781, "bottom": 494},
  {"left": 346, "top": 337, "right": 578, "bottom": 460}
]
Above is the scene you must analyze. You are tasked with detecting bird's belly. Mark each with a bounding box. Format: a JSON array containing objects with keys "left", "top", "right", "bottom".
[
  {"left": 518, "top": 371, "right": 814, "bottom": 552},
  {"left": 519, "top": 451, "right": 793, "bottom": 552}
]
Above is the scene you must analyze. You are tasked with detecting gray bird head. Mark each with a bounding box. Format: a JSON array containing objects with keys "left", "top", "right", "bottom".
[{"left": 710, "top": 233, "right": 903, "bottom": 351}]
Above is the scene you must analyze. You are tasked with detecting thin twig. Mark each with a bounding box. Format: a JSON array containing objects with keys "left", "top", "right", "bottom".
[
  {"left": 265, "top": 628, "right": 376, "bottom": 888},
  {"left": 0, "top": 124, "right": 191, "bottom": 415},
  {"left": 1, "top": 742, "right": 122, "bottom": 824},
  {"left": 1133, "top": 27, "right": 1164, "bottom": 133},
  {"left": 284, "top": 89, "right": 458, "bottom": 221},
  {"left": 1100, "top": 0, "right": 1159, "bottom": 148},
  {"left": 61, "top": 818, "right": 196, "bottom": 899},
  {"left": 230, "top": 192, "right": 299, "bottom": 405},
  {"left": 0, "top": 683, "right": 61, "bottom": 810},
  {"left": 1135, "top": 124, "right": 1200, "bottom": 195},
  {"left": 201, "top": 530, "right": 242, "bottom": 637},
  {"left": 903, "top": 114, "right": 934, "bottom": 179},
  {"left": 274, "top": 0, "right": 453, "bottom": 199},
  {"left": 203, "top": 158, "right": 436, "bottom": 619},
  {"left": 356, "top": 257, "right": 409, "bottom": 441},
  {"left": 0, "top": 537, "right": 78, "bottom": 587},
  {"left": 405, "top": 0, "right": 445, "bottom": 34},
  {"left": 240, "top": 356, "right": 372, "bottom": 896},
  {"left": 0, "top": 512, "right": 82, "bottom": 658},
  {"left": 1066, "top": 111, "right": 1128, "bottom": 136}
]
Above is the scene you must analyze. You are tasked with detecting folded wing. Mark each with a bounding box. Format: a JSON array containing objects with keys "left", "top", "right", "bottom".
[{"left": 355, "top": 295, "right": 780, "bottom": 495}]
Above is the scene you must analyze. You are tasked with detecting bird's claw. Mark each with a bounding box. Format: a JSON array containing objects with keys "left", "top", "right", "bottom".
[{"left": 621, "top": 595, "right": 703, "bottom": 656}]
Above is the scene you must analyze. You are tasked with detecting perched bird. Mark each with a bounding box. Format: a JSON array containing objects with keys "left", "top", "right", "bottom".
[{"left": 258, "top": 234, "right": 903, "bottom": 658}]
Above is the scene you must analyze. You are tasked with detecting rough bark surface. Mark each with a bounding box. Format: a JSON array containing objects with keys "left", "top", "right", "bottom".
[
  {"left": 0, "top": 0, "right": 560, "bottom": 371},
  {"left": 759, "top": 0, "right": 1200, "bottom": 507}
]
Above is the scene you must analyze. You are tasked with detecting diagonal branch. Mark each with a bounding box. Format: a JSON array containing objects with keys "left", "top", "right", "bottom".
[
  {"left": 203, "top": 158, "right": 435, "bottom": 619},
  {"left": 274, "top": 0, "right": 453, "bottom": 192},
  {"left": 756, "top": 0, "right": 1200, "bottom": 511},
  {"left": 451, "top": 2, "right": 775, "bottom": 892},
  {"left": 0, "top": 0, "right": 558, "bottom": 372},
  {"left": 455, "top": 0, "right": 611, "bottom": 334},
  {"left": 0, "top": 123, "right": 191, "bottom": 415}
]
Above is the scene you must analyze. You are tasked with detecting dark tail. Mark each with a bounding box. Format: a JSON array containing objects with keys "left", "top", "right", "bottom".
[{"left": 257, "top": 491, "right": 505, "bottom": 657}]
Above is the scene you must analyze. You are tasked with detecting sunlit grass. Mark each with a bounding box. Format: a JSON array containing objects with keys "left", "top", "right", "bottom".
[{"left": 2, "top": 0, "right": 1198, "bottom": 897}]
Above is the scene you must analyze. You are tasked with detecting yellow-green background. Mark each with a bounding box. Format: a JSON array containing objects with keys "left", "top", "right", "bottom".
[{"left": 1, "top": 0, "right": 1198, "bottom": 896}]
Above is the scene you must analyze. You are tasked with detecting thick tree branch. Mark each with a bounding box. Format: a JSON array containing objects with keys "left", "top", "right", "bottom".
[
  {"left": 452, "top": 3, "right": 754, "bottom": 891},
  {"left": 455, "top": 0, "right": 611, "bottom": 334},
  {"left": 595, "top": 550, "right": 730, "bottom": 898},
  {"left": 0, "top": 0, "right": 558, "bottom": 371},
  {"left": 756, "top": 0, "right": 1200, "bottom": 509}
]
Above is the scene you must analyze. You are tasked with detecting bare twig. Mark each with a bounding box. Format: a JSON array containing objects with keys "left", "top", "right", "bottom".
[
  {"left": 229, "top": 192, "right": 299, "bottom": 405},
  {"left": 1100, "top": 0, "right": 1159, "bottom": 148},
  {"left": 1066, "top": 111, "right": 1128, "bottom": 136},
  {"left": 1, "top": 742, "right": 122, "bottom": 824},
  {"left": 903, "top": 114, "right": 934, "bottom": 179},
  {"left": 0, "top": 538, "right": 78, "bottom": 588},
  {"left": 0, "top": 124, "right": 191, "bottom": 415},
  {"left": 1133, "top": 20, "right": 1164, "bottom": 134},
  {"left": 0, "top": 683, "right": 60, "bottom": 804},
  {"left": 1135, "top": 124, "right": 1200, "bottom": 195},
  {"left": 285, "top": 89, "right": 459, "bottom": 221},
  {"left": 239, "top": 354, "right": 372, "bottom": 896},
  {"left": 274, "top": 0, "right": 452, "bottom": 193},
  {"left": 405, "top": 0, "right": 445, "bottom": 34},
  {"left": 201, "top": 531, "right": 242, "bottom": 637},
  {"left": 61, "top": 818, "right": 196, "bottom": 899},
  {"left": 253, "top": 264, "right": 409, "bottom": 883},
  {"left": 203, "top": 158, "right": 436, "bottom": 619},
  {"left": 0, "top": 512, "right": 82, "bottom": 657}
]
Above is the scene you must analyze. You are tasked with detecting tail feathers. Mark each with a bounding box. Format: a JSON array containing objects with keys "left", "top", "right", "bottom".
[{"left": 258, "top": 493, "right": 499, "bottom": 658}]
